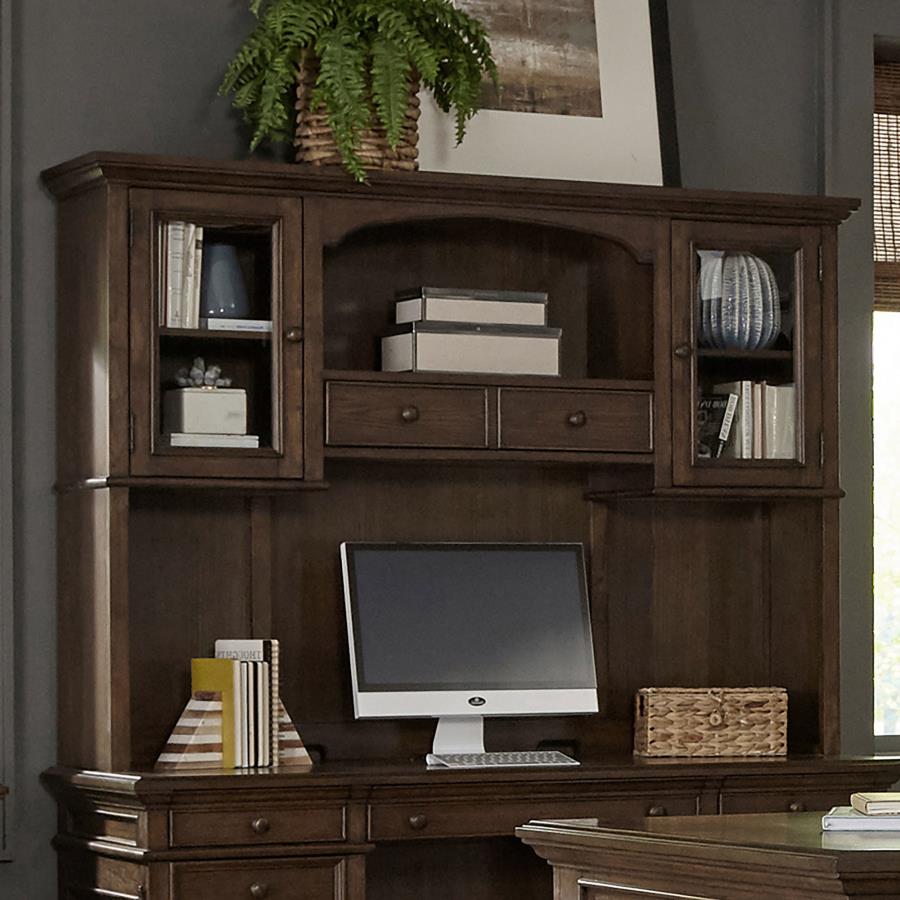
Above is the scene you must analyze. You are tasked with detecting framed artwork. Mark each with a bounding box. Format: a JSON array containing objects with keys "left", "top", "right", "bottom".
[{"left": 419, "top": 0, "right": 680, "bottom": 186}]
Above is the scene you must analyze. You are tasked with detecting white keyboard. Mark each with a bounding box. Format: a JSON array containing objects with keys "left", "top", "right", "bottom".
[{"left": 426, "top": 750, "right": 580, "bottom": 769}]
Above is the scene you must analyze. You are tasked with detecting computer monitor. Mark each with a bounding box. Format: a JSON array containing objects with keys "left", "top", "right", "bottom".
[{"left": 340, "top": 541, "right": 598, "bottom": 758}]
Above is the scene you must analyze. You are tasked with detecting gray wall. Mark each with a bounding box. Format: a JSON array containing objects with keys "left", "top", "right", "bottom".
[{"left": 0, "top": 1, "right": 887, "bottom": 897}]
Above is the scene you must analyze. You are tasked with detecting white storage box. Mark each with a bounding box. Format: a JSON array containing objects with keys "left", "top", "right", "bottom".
[{"left": 163, "top": 387, "right": 247, "bottom": 435}]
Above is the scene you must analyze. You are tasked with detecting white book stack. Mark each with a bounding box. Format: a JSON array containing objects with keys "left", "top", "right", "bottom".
[
  {"left": 822, "top": 794, "right": 900, "bottom": 831},
  {"left": 160, "top": 220, "right": 204, "bottom": 329},
  {"left": 712, "top": 380, "right": 796, "bottom": 460},
  {"left": 382, "top": 287, "right": 559, "bottom": 376}
]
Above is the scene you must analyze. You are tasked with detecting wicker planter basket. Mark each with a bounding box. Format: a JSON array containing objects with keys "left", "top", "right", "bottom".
[
  {"left": 634, "top": 687, "right": 788, "bottom": 758},
  {"left": 294, "top": 56, "right": 419, "bottom": 172}
]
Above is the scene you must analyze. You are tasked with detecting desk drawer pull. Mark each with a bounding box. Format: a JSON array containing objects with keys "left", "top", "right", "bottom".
[
  {"left": 408, "top": 813, "right": 428, "bottom": 830},
  {"left": 400, "top": 405, "right": 420, "bottom": 423},
  {"left": 567, "top": 410, "right": 587, "bottom": 428},
  {"left": 647, "top": 805, "right": 668, "bottom": 817},
  {"left": 788, "top": 801, "right": 806, "bottom": 813},
  {"left": 250, "top": 816, "right": 270, "bottom": 835},
  {"left": 249, "top": 882, "right": 269, "bottom": 898}
]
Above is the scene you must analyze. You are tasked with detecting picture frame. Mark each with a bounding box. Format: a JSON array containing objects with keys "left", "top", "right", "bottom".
[{"left": 419, "top": 0, "right": 680, "bottom": 187}]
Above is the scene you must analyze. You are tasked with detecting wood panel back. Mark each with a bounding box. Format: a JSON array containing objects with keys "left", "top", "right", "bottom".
[{"left": 127, "top": 491, "right": 255, "bottom": 768}]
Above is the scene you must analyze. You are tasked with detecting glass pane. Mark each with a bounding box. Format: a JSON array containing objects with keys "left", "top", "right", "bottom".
[
  {"left": 874, "top": 309, "right": 900, "bottom": 734},
  {"left": 156, "top": 219, "right": 275, "bottom": 452},
  {"left": 694, "top": 247, "right": 797, "bottom": 462}
]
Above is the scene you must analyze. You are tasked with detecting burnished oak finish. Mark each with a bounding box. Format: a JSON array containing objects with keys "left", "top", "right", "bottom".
[
  {"left": 41, "top": 152, "right": 889, "bottom": 899},
  {"left": 518, "top": 811, "right": 900, "bottom": 899}
]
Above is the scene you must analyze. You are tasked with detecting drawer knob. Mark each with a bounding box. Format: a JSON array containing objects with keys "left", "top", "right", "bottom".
[
  {"left": 567, "top": 410, "right": 587, "bottom": 428},
  {"left": 285, "top": 327, "right": 303, "bottom": 343},
  {"left": 788, "top": 801, "right": 806, "bottom": 813},
  {"left": 400, "top": 405, "right": 420, "bottom": 423},
  {"left": 673, "top": 343, "right": 693, "bottom": 359},
  {"left": 250, "top": 816, "right": 271, "bottom": 835},
  {"left": 647, "top": 805, "right": 668, "bottom": 817},
  {"left": 408, "top": 813, "right": 429, "bottom": 830},
  {"left": 249, "top": 883, "right": 269, "bottom": 898}
]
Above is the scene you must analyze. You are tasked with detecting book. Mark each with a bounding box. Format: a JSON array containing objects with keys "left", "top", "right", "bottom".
[
  {"left": 166, "top": 432, "right": 260, "bottom": 448},
  {"left": 697, "top": 393, "right": 737, "bottom": 459},
  {"left": 713, "top": 381, "right": 753, "bottom": 458},
  {"left": 822, "top": 806, "right": 900, "bottom": 830},
  {"left": 239, "top": 660, "right": 250, "bottom": 766},
  {"left": 752, "top": 381, "right": 763, "bottom": 459},
  {"left": 191, "top": 658, "right": 242, "bottom": 768},
  {"left": 181, "top": 223, "right": 197, "bottom": 328},
  {"left": 215, "top": 639, "right": 280, "bottom": 769},
  {"left": 381, "top": 322, "right": 561, "bottom": 376},
  {"left": 763, "top": 382, "right": 796, "bottom": 459},
  {"left": 395, "top": 295, "right": 547, "bottom": 327},
  {"left": 200, "top": 317, "right": 273, "bottom": 333},
  {"left": 165, "top": 221, "right": 186, "bottom": 328},
  {"left": 851, "top": 792, "right": 900, "bottom": 815}
]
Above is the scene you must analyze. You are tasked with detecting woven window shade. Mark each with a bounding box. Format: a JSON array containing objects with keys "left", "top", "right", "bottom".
[{"left": 875, "top": 63, "right": 900, "bottom": 309}]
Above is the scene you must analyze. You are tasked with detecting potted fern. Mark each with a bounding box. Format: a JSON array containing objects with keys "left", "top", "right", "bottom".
[{"left": 221, "top": 0, "right": 497, "bottom": 181}]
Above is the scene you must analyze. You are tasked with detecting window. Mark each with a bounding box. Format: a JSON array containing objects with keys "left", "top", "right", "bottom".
[{"left": 873, "top": 62, "right": 900, "bottom": 742}]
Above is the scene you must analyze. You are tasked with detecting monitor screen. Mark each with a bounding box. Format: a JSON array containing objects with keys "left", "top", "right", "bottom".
[{"left": 341, "top": 542, "right": 598, "bottom": 722}]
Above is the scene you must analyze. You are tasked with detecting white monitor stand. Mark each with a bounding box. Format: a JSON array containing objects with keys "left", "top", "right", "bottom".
[{"left": 426, "top": 716, "right": 485, "bottom": 763}]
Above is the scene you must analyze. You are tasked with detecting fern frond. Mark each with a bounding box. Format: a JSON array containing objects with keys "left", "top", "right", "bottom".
[
  {"left": 313, "top": 22, "right": 369, "bottom": 179},
  {"left": 370, "top": 37, "right": 410, "bottom": 147}
]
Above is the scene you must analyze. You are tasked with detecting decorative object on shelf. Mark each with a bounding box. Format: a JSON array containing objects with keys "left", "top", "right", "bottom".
[
  {"left": 155, "top": 691, "right": 225, "bottom": 769},
  {"left": 698, "top": 251, "right": 781, "bottom": 350},
  {"left": 175, "top": 357, "right": 233, "bottom": 389},
  {"left": 633, "top": 686, "right": 788, "bottom": 758},
  {"left": 220, "top": 0, "right": 497, "bottom": 182},
  {"left": 199, "top": 243, "right": 250, "bottom": 319},
  {"left": 164, "top": 386, "right": 247, "bottom": 437},
  {"left": 156, "top": 649, "right": 312, "bottom": 771}
]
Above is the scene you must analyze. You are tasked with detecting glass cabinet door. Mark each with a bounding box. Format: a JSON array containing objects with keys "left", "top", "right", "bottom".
[
  {"left": 671, "top": 221, "right": 823, "bottom": 489},
  {"left": 129, "top": 189, "right": 303, "bottom": 480}
]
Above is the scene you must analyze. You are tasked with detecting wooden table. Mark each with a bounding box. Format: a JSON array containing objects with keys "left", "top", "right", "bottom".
[{"left": 517, "top": 812, "right": 900, "bottom": 899}]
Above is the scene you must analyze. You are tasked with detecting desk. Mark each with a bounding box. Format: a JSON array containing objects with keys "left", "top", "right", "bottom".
[
  {"left": 517, "top": 812, "right": 900, "bottom": 899},
  {"left": 44, "top": 760, "right": 900, "bottom": 900}
]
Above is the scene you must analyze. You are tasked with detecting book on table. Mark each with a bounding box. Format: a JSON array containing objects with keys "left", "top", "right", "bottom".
[
  {"left": 821, "top": 806, "right": 900, "bottom": 830},
  {"left": 381, "top": 321, "right": 561, "bottom": 376},
  {"left": 850, "top": 792, "right": 900, "bottom": 815}
]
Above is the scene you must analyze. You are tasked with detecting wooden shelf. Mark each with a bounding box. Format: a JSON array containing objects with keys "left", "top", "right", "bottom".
[
  {"left": 159, "top": 326, "right": 272, "bottom": 341},
  {"left": 696, "top": 348, "right": 792, "bottom": 361}
]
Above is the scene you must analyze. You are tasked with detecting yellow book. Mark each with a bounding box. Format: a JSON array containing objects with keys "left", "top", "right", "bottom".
[{"left": 191, "top": 658, "right": 242, "bottom": 768}]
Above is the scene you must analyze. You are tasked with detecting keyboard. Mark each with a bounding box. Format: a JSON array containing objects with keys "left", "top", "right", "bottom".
[{"left": 425, "top": 750, "right": 580, "bottom": 769}]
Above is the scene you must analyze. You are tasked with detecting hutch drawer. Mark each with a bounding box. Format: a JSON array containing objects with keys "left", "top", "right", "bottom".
[
  {"left": 325, "top": 381, "right": 489, "bottom": 448},
  {"left": 170, "top": 856, "right": 347, "bottom": 899},
  {"left": 368, "top": 793, "right": 698, "bottom": 841},
  {"left": 497, "top": 388, "right": 652, "bottom": 453},
  {"left": 170, "top": 803, "right": 346, "bottom": 848}
]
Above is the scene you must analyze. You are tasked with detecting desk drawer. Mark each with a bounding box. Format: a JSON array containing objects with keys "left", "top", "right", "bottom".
[
  {"left": 498, "top": 388, "right": 652, "bottom": 453},
  {"left": 171, "top": 857, "right": 346, "bottom": 899},
  {"left": 326, "top": 381, "right": 488, "bottom": 448},
  {"left": 170, "top": 804, "right": 346, "bottom": 848},
  {"left": 719, "top": 789, "right": 847, "bottom": 815},
  {"left": 369, "top": 794, "right": 698, "bottom": 840}
]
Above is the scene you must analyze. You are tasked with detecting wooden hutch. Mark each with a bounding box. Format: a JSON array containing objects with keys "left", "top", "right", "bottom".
[{"left": 41, "top": 152, "right": 899, "bottom": 900}]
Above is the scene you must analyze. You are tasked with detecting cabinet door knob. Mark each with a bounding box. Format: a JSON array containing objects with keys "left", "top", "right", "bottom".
[
  {"left": 249, "top": 883, "right": 269, "bottom": 898},
  {"left": 408, "top": 813, "right": 428, "bottom": 830},
  {"left": 250, "top": 816, "right": 270, "bottom": 834},
  {"left": 647, "top": 804, "right": 667, "bottom": 817},
  {"left": 788, "top": 801, "right": 806, "bottom": 813},
  {"left": 673, "top": 343, "right": 693, "bottom": 359},
  {"left": 567, "top": 410, "right": 587, "bottom": 428},
  {"left": 400, "top": 405, "right": 420, "bottom": 423},
  {"left": 285, "top": 326, "right": 303, "bottom": 342}
]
